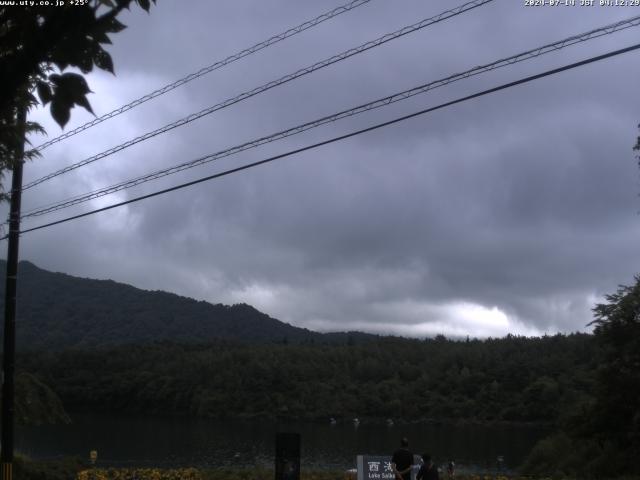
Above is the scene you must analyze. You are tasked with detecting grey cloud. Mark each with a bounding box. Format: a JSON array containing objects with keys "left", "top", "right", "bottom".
[{"left": 5, "top": 0, "right": 640, "bottom": 338}]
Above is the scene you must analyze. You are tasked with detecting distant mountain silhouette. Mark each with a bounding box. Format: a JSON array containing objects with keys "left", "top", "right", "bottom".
[{"left": 0, "top": 260, "right": 374, "bottom": 350}]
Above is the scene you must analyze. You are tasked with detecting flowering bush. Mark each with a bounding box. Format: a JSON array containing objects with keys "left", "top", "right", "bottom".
[{"left": 77, "top": 468, "right": 203, "bottom": 480}]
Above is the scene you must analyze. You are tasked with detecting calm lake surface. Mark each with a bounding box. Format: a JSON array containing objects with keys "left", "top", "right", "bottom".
[{"left": 16, "top": 414, "right": 548, "bottom": 472}]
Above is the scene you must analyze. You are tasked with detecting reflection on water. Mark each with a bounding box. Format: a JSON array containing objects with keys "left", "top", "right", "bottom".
[{"left": 16, "top": 413, "right": 548, "bottom": 471}]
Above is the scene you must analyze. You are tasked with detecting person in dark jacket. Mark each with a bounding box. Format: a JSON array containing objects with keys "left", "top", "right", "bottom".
[
  {"left": 416, "top": 453, "right": 439, "bottom": 480},
  {"left": 391, "top": 438, "right": 413, "bottom": 480}
]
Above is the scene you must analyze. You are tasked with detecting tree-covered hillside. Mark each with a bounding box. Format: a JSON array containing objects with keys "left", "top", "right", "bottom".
[
  {"left": 19, "top": 334, "right": 595, "bottom": 424},
  {"left": 0, "top": 260, "right": 373, "bottom": 350},
  {"left": 0, "top": 261, "right": 598, "bottom": 426}
]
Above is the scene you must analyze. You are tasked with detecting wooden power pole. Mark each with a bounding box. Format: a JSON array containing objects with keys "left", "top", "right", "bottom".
[{"left": 1, "top": 104, "right": 27, "bottom": 480}]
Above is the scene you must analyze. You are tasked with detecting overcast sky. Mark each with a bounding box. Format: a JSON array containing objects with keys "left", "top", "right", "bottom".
[{"left": 3, "top": 0, "right": 640, "bottom": 338}]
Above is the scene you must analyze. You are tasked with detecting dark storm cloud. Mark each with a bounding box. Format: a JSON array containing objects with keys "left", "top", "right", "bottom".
[{"left": 4, "top": 0, "right": 640, "bottom": 337}]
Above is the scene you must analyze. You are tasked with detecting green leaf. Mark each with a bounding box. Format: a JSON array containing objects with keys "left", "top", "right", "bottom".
[
  {"left": 106, "top": 17, "right": 126, "bottom": 33},
  {"left": 48, "top": 73, "right": 93, "bottom": 127},
  {"left": 36, "top": 81, "right": 53, "bottom": 105},
  {"left": 25, "top": 92, "right": 38, "bottom": 106},
  {"left": 93, "top": 48, "right": 114, "bottom": 74},
  {"left": 91, "top": 29, "right": 113, "bottom": 45},
  {"left": 50, "top": 99, "right": 71, "bottom": 128},
  {"left": 49, "top": 74, "right": 62, "bottom": 86},
  {"left": 75, "top": 95, "right": 95, "bottom": 115},
  {"left": 25, "top": 121, "right": 46, "bottom": 137},
  {"left": 59, "top": 72, "right": 92, "bottom": 95},
  {"left": 77, "top": 50, "right": 94, "bottom": 74},
  {"left": 53, "top": 60, "right": 70, "bottom": 71},
  {"left": 51, "top": 72, "right": 95, "bottom": 115}
]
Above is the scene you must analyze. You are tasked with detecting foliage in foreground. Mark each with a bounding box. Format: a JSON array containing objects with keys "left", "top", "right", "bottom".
[
  {"left": 519, "top": 432, "right": 619, "bottom": 478},
  {"left": 0, "top": 0, "right": 156, "bottom": 200},
  {"left": 14, "top": 455, "right": 84, "bottom": 480},
  {"left": 520, "top": 275, "right": 640, "bottom": 478},
  {"left": 0, "top": 372, "right": 69, "bottom": 426}
]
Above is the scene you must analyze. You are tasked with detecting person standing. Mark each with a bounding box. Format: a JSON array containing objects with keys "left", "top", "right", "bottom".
[
  {"left": 416, "top": 454, "right": 439, "bottom": 480},
  {"left": 391, "top": 438, "right": 414, "bottom": 480},
  {"left": 446, "top": 459, "right": 455, "bottom": 478}
]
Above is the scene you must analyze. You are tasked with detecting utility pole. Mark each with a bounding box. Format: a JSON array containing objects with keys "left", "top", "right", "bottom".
[{"left": 1, "top": 104, "right": 27, "bottom": 480}]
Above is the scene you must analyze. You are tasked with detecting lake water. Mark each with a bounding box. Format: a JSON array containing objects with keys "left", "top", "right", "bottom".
[{"left": 16, "top": 414, "right": 548, "bottom": 473}]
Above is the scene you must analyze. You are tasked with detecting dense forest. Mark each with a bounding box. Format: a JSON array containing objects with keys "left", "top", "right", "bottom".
[{"left": 19, "top": 334, "right": 595, "bottom": 424}]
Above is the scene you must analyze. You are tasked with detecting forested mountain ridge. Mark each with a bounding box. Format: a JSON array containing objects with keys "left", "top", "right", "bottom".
[
  {"left": 0, "top": 260, "right": 373, "bottom": 350},
  {"left": 0, "top": 260, "right": 597, "bottom": 425}
]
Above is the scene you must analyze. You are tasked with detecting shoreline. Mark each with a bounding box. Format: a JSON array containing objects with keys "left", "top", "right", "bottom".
[{"left": 63, "top": 409, "right": 553, "bottom": 429}]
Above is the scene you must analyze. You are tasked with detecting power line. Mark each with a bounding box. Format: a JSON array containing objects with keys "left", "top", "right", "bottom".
[
  {"left": 20, "top": 14, "right": 640, "bottom": 220},
  {"left": 30, "top": 0, "right": 374, "bottom": 153},
  {"left": 22, "top": 0, "right": 494, "bottom": 192},
  {"left": 12, "top": 42, "right": 640, "bottom": 239},
  {"left": 21, "top": 13, "right": 639, "bottom": 217}
]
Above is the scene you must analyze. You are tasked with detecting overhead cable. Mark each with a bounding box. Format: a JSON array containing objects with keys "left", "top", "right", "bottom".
[
  {"left": 22, "top": 0, "right": 495, "bottom": 191},
  {"left": 11, "top": 42, "right": 640, "bottom": 238},
  {"left": 31, "top": 0, "right": 374, "bottom": 152},
  {"left": 20, "top": 14, "right": 640, "bottom": 220}
]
